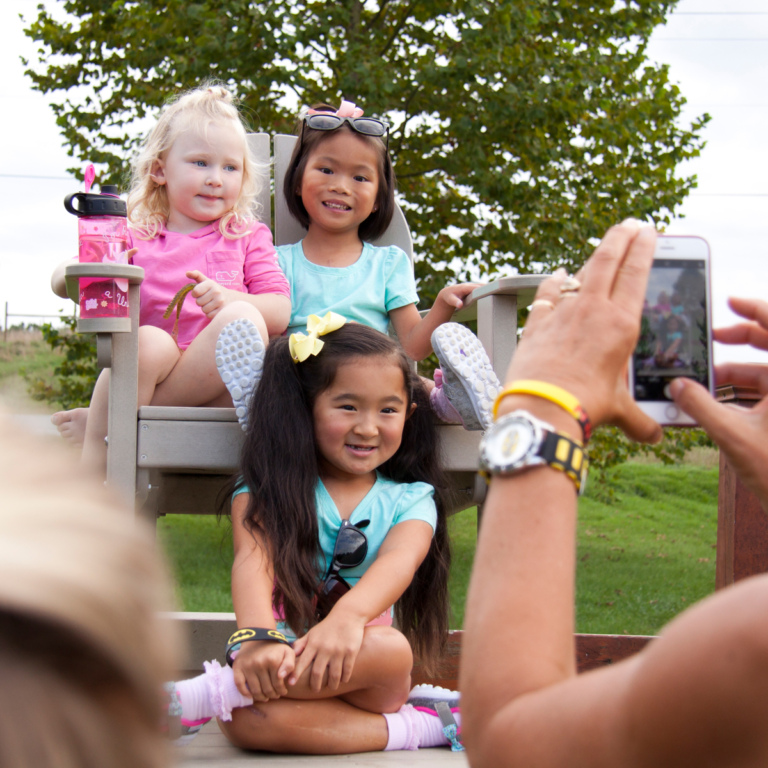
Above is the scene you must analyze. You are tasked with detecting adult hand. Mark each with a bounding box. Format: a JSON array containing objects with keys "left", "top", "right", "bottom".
[
  {"left": 506, "top": 219, "right": 662, "bottom": 444},
  {"left": 232, "top": 639, "right": 295, "bottom": 702},
  {"left": 670, "top": 297, "right": 768, "bottom": 508}
]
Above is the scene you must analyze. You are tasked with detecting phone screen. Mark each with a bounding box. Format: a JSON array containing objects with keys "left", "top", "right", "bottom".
[{"left": 633, "top": 257, "right": 711, "bottom": 403}]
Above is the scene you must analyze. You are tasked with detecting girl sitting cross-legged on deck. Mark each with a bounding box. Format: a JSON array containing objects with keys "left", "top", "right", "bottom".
[
  {"left": 276, "top": 99, "right": 502, "bottom": 431},
  {"left": 164, "top": 320, "right": 462, "bottom": 754},
  {"left": 50, "top": 83, "right": 291, "bottom": 465}
]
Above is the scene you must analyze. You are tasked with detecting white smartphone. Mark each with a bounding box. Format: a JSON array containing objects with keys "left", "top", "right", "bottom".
[{"left": 630, "top": 234, "right": 713, "bottom": 425}]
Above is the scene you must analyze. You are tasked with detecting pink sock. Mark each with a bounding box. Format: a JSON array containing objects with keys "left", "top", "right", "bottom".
[
  {"left": 413, "top": 704, "right": 462, "bottom": 747},
  {"left": 430, "top": 370, "right": 463, "bottom": 425},
  {"left": 383, "top": 704, "right": 462, "bottom": 750},
  {"left": 383, "top": 706, "right": 419, "bottom": 750}
]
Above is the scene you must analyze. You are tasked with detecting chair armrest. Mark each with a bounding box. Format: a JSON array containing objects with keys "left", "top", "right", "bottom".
[
  {"left": 453, "top": 275, "right": 547, "bottom": 323},
  {"left": 64, "top": 262, "right": 145, "bottom": 504},
  {"left": 452, "top": 275, "right": 548, "bottom": 379}
]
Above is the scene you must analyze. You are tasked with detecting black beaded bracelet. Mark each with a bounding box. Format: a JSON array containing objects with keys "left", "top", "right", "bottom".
[{"left": 225, "top": 627, "right": 292, "bottom": 667}]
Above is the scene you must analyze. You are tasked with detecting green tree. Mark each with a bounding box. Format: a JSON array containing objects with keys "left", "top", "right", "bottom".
[{"left": 24, "top": 0, "right": 708, "bottom": 304}]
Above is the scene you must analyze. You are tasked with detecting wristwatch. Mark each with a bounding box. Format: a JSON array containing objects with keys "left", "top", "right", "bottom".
[{"left": 479, "top": 410, "right": 587, "bottom": 494}]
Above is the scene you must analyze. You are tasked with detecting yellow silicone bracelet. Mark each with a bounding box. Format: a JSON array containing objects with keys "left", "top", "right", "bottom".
[{"left": 493, "top": 380, "right": 592, "bottom": 442}]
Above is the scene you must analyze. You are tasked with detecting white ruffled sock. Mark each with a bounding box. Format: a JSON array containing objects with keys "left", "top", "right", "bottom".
[{"left": 173, "top": 660, "right": 253, "bottom": 723}]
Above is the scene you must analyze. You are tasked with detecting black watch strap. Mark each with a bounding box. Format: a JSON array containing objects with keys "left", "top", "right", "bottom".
[
  {"left": 539, "top": 430, "right": 587, "bottom": 493},
  {"left": 225, "top": 627, "right": 292, "bottom": 666}
]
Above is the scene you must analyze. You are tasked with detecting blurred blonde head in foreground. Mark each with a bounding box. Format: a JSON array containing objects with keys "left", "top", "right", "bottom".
[{"left": 0, "top": 412, "right": 178, "bottom": 768}]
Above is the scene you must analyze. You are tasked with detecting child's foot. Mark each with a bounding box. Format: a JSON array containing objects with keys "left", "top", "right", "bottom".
[
  {"left": 215, "top": 319, "right": 265, "bottom": 431},
  {"left": 430, "top": 323, "right": 501, "bottom": 431},
  {"left": 51, "top": 408, "right": 89, "bottom": 447},
  {"left": 407, "top": 686, "right": 463, "bottom": 752},
  {"left": 162, "top": 682, "right": 210, "bottom": 746},
  {"left": 163, "top": 660, "right": 253, "bottom": 745},
  {"left": 429, "top": 369, "right": 463, "bottom": 425},
  {"left": 384, "top": 697, "right": 463, "bottom": 752}
]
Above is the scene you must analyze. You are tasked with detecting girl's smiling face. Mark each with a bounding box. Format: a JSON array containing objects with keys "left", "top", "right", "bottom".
[
  {"left": 299, "top": 130, "right": 381, "bottom": 237},
  {"left": 152, "top": 120, "right": 245, "bottom": 233},
  {"left": 312, "top": 355, "right": 413, "bottom": 482}
]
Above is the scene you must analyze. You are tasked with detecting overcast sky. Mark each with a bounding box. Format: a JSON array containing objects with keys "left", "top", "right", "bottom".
[{"left": 1, "top": 0, "right": 766, "bottom": 364}]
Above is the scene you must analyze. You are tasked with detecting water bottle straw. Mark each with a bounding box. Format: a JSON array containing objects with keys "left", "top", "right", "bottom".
[{"left": 84, "top": 164, "right": 95, "bottom": 194}]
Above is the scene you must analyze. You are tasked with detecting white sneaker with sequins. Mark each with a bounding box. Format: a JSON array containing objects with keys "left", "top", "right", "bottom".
[
  {"left": 431, "top": 323, "right": 501, "bottom": 431},
  {"left": 215, "top": 319, "right": 265, "bottom": 431}
]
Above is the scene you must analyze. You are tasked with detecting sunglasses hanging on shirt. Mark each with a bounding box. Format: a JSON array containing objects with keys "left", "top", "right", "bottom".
[{"left": 315, "top": 518, "right": 370, "bottom": 621}]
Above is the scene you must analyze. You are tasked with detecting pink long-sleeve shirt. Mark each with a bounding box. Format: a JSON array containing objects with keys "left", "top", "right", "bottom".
[{"left": 130, "top": 221, "right": 289, "bottom": 349}]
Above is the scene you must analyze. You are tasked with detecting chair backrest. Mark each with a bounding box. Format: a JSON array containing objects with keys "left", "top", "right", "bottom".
[{"left": 248, "top": 132, "right": 414, "bottom": 256}]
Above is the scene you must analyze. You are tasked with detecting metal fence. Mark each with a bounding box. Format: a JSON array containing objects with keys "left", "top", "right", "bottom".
[{"left": 3, "top": 302, "right": 72, "bottom": 342}]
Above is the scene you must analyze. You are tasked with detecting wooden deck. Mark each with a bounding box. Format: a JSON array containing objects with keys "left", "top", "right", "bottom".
[{"left": 176, "top": 720, "right": 468, "bottom": 766}]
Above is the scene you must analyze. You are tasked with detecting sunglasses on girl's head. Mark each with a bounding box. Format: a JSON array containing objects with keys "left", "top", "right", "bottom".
[
  {"left": 301, "top": 114, "right": 389, "bottom": 148},
  {"left": 315, "top": 518, "right": 370, "bottom": 621}
]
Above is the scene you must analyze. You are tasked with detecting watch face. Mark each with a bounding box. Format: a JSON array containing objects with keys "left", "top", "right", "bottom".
[{"left": 482, "top": 416, "right": 537, "bottom": 471}]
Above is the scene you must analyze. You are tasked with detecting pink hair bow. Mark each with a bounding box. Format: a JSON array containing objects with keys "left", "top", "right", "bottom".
[{"left": 307, "top": 100, "right": 364, "bottom": 118}]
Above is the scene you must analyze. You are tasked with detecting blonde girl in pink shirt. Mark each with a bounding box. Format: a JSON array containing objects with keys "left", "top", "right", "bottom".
[{"left": 51, "top": 84, "right": 291, "bottom": 468}]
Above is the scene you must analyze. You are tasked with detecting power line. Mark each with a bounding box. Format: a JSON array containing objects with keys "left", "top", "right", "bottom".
[
  {"left": 0, "top": 173, "right": 74, "bottom": 181},
  {"left": 653, "top": 37, "right": 768, "bottom": 41},
  {"left": 674, "top": 11, "right": 768, "bottom": 15}
]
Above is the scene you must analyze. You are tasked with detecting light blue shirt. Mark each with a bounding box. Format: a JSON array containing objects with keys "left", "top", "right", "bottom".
[
  {"left": 314, "top": 474, "right": 436, "bottom": 586},
  {"left": 233, "top": 473, "right": 436, "bottom": 587},
  {"left": 277, "top": 240, "right": 419, "bottom": 335}
]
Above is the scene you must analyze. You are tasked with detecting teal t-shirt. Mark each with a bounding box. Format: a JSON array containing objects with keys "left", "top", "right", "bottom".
[
  {"left": 233, "top": 473, "right": 436, "bottom": 587},
  {"left": 277, "top": 240, "right": 419, "bottom": 334}
]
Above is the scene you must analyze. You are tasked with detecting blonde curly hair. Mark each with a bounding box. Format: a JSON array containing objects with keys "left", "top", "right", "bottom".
[
  {"left": 0, "top": 410, "right": 179, "bottom": 768},
  {"left": 127, "top": 83, "right": 261, "bottom": 240}
]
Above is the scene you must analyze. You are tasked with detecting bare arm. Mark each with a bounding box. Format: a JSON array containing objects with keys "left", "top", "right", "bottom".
[
  {"left": 237, "top": 292, "right": 291, "bottom": 337},
  {"left": 230, "top": 493, "right": 296, "bottom": 701},
  {"left": 186, "top": 269, "right": 292, "bottom": 336},
  {"left": 461, "top": 221, "right": 662, "bottom": 766},
  {"left": 389, "top": 283, "right": 481, "bottom": 360},
  {"left": 461, "top": 224, "right": 768, "bottom": 768},
  {"left": 51, "top": 257, "right": 76, "bottom": 299},
  {"left": 290, "top": 519, "right": 433, "bottom": 691}
]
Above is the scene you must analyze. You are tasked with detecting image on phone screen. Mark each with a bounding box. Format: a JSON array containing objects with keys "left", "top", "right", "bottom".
[{"left": 633, "top": 257, "right": 711, "bottom": 404}]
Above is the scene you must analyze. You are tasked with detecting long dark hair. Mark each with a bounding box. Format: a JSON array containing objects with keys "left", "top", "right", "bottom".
[
  {"left": 283, "top": 104, "right": 396, "bottom": 242},
  {"left": 235, "top": 323, "right": 451, "bottom": 670}
]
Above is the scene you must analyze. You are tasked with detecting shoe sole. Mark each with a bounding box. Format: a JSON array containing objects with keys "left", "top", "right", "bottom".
[
  {"left": 431, "top": 323, "right": 500, "bottom": 431},
  {"left": 215, "top": 319, "right": 265, "bottom": 431},
  {"left": 408, "top": 683, "right": 460, "bottom": 701},
  {"left": 408, "top": 683, "right": 461, "bottom": 711}
]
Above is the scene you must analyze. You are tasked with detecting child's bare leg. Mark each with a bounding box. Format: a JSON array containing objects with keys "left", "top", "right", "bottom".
[
  {"left": 221, "top": 695, "right": 389, "bottom": 754},
  {"left": 220, "top": 627, "right": 411, "bottom": 753},
  {"left": 283, "top": 626, "right": 413, "bottom": 712},
  {"left": 150, "top": 301, "right": 268, "bottom": 409},
  {"left": 77, "top": 327, "right": 181, "bottom": 471},
  {"left": 50, "top": 408, "right": 89, "bottom": 447},
  {"left": 80, "top": 370, "right": 110, "bottom": 470},
  {"left": 67, "top": 306, "right": 268, "bottom": 471}
]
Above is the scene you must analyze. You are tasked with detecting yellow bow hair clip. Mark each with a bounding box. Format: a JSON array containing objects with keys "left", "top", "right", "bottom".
[{"left": 289, "top": 312, "right": 347, "bottom": 363}]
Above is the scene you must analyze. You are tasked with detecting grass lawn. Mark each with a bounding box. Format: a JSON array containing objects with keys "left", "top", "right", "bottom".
[
  {"left": 3, "top": 327, "right": 721, "bottom": 635},
  {"left": 158, "top": 460, "right": 719, "bottom": 636},
  {"left": 0, "top": 330, "right": 62, "bottom": 412}
]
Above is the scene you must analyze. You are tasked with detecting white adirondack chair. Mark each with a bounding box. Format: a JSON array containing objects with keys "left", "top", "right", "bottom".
[
  {"left": 63, "top": 133, "right": 544, "bottom": 671},
  {"left": 64, "top": 133, "right": 543, "bottom": 520}
]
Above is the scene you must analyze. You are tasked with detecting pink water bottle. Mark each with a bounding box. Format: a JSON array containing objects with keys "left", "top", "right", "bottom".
[{"left": 64, "top": 182, "right": 130, "bottom": 318}]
